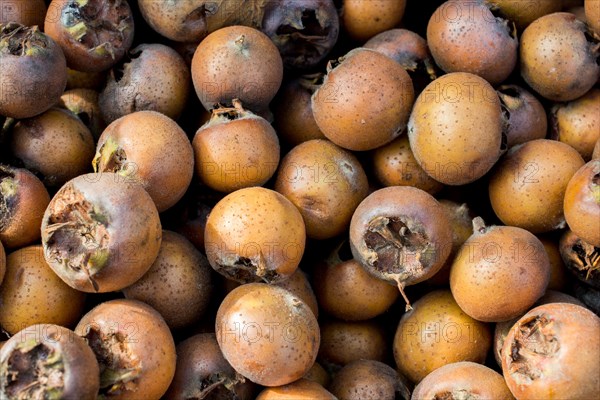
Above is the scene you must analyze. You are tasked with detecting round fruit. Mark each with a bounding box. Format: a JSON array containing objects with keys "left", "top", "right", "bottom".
[
  {"left": 275, "top": 269, "right": 319, "bottom": 319},
  {"left": 41, "top": 173, "right": 162, "bottom": 293},
  {"left": 59, "top": 88, "right": 106, "bottom": 140},
  {"left": 342, "top": 0, "right": 406, "bottom": 42},
  {"left": 540, "top": 236, "right": 568, "bottom": 291},
  {"left": 487, "top": 0, "right": 563, "bottom": 30},
  {"left": 497, "top": 84, "right": 547, "bottom": 148},
  {"left": 586, "top": 0, "right": 600, "bottom": 36},
  {"left": 215, "top": 283, "right": 320, "bottom": 387},
  {"left": 256, "top": 378, "right": 335, "bottom": 400},
  {"left": 564, "top": 160, "right": 600, "bottom": 247},
  {"left": 137, "top": 0, "right": 210, "bottom": 42}
]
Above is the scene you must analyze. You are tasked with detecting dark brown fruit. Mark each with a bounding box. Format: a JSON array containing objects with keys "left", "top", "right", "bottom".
[
  {"left": 349, "top": 186, "right": 452, "bottom": 309},
  {"left": 216, "top": 283, "right": 320, "bottom": 387},
  {"left": 256, "top": 378, "right": 335, "bottom": 400},
  {"left": 0, "top": 324, "right": 99, "bottom": 400},
  {"left": 559, "top": 229, "right": 600, "bottom": 289},
  {"left": 75, "top": 299, "right": 176, "bottom": 400},
  {"left": 41, "top": 173, "right": 162, "bottom": 293},
  {"left": 0, "top": 23, "right": 67, "bottom": 119},
  {"left": 342, "top": 0, "right": 406, "bottom": 42},
  {"left": 501, "top": 303, "right": 600, "bottom": 399},
  {"left": 564, "top": 160, "right": 600, "bottom": 247},
  {"left": 44, "top": 0, "right": 135, "bottom": 72},
  {"left": 0, "top": 165, "right": 50, "bottom": 249},
  {"left": 497, "top": 84, "right": 547, "bottom": 148},
  {"left": 329, "top": 360, "right": 411, "bottom": 400}
]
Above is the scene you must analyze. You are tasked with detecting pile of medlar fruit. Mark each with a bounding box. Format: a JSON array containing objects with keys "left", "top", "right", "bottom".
[{"left": 1, "top": 0, "right": 599, "bottom": 399}]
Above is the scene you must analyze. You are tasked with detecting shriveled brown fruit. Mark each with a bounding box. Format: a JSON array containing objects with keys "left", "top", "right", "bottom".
[
  {"left": 564, "top": 160, "right": 600, "bottom": 247},
  {"left": 0, "top": 324, "right": 99, "bottom": 400},
  {"left": 93, "top": 111, "right": 194, "bottom": 212},
  {"left": 59, "top": 88, "right": 106, "bottom": 141},
  {"left": 75, "top": 299, "right": 176, "bottom": 400},
  {"left": 0, "top": 165, "right": 50, "bottom": 249},
  {"left": 501, "top": 303, "right": 600, "bottom": 399},
  {"left": 559, "top": 229, "right": 600, "bottom": 289},
  {"left": 41, "top": 173, "right": 162, "bottom": 293},
  {"left": 342, "top": 0, "right": 406, "bottom": 42},
  {"left": 256, "top": 378, "right": 335, "bottom": 400},
  {"left": 329, "top": 360, "right": 411, "bottom": 400},
  {"left": 0, "top": 0, "right": 47, "bottom": 28},
  {"left": 497, "top": 84, "right": 547, "bottom": 148},
  {"left": 0, "top": 245, "right": 86, "bottom": 335}
]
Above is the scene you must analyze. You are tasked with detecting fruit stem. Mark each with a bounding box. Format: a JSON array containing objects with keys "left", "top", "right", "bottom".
[
  {"left": 397, "top": 281, "right": 413, "bottom": 312},
  {"left": 472, "top": 217, "right": 487, "bottom": 234}
]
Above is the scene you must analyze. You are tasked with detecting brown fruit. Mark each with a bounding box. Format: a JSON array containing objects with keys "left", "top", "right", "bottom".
[
  {"left": 586, "top": 0, "right": 600, "bottom": 36},
  {"left": 0, "top": 0, "right": 47, "bottom": 28},
  {"left": 41, "top": 173, "right": 162, "bottom": 293},
  {"left": 349, "top": 186, "right": 452, "bottom": 309},
  {"left": 497, "top": 84, "right": 548, "bottom": 148},
  {"left": 408, "top": 72, "right": 505, "bottom": 185},
  {"left": 0, "top": 324, "right": 99, "bottom": 400},
  {"left": 275, "top": 139, "right": 369, "bottom": 240},
  {"left": 501, "top": 303, "right": 600, "bottom": 399},
  {"left": 215, "top": 283, "right": 320, "bottom": 387},
  {"left": 559, "top": 229, "right": 600, "bottom": 289},
  {"left": 311, "top": 48, "right": 414, "bottom": 151},
  {"left": 342, "top": 0, "right": 406, "bottom": 42},
  {"left": 75, "top": 299, "right": 176, "bottom": 400},
  {"left": 303, "top": 362, "right": 330, "bottom": 387},
  {"left": 276, "top": 269, "right": 319, "bottom": 319},
  {"left": 540, "top": 237, "right": 569, "bottom": 291},
  {"left": 488, "top": 0, "right": 563, "bottom": 30},
  {"left": 564, "top": 160, "right": 600, "bottom": 247},
  {"left": 59, "top": 88, "right": 106, "bottom": 141},
  {"left": 93, "top": 111, "right": 194, "bottom": 212},
  {"left": 66, "top": 68, "right": 106, "bottom": 91},
  {"left": 0, "top": 245, "right": 86, "bottom": 335},
  {"left": 256, "top": 378, "right": 335, "bottom": 400},
  {"left": 0, "top": 242, "right": 4, "bottom": 285},
  {"left": 329, "top": 360, "right": 411, "bottom": 400},
  {"left": 489, "top": 139, "right": 585, "bottom": 233},
  {"left": 594, "top": 138, "right": 600, "bottom": 159},
  {"left": 450, "top": 219, "right": 551, "bottom": 322},
  {"left": 137, "top": 0, "right": 210, "bottom": 42},
  {"left": 204, "top": 187, "right": 306, "bottom": 284},
  {"left": 0, "top": 165, "right": 50, "bottom": 249}
]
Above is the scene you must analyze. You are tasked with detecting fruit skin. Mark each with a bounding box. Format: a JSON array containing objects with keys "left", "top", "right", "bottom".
[
  {"left": 75, "top": 299, "right": 176, "bottom": 400},
  {"left": 191, "top": 25, "right": 283, "bottom": 112},
  {"left": 564, "top": 160, "right": 600, "bottom": 247},
  {"left": 0, "top": 23, "right": 67, "bottom": 119},
  {"left": 311, "top": 48, "right": 415, "bottom": 151},
  {"left": 411, "top": 361, "right": 513, "bottom": 400},
  {"left": 393, "top": 290, "right": 492, "bottom": 383},
  {"left": 407, "top": 72, "right": 504, "bottom": 186},
  {"left": 215, "top": 283, "right": 320, "bottom": 387},
  {"left": 342, "top": 0, "right": 406, "bottom": 42},
  {"left": 137, "top": 0, "right": 210, "bottom": 42},
  {"left": 427, "top": 0, "right": 518, "bottom": 85},
  {"left": 586, "top": 0, "right": 600, "bottom": 36},
  {"left": 0, "top": 241, "right": 4, "bottom": 285},
  {"left": 489, "top": 139, "right": 585, "bottom": 233},
  {"left": 488, "top": 0, "right": 563, "bottom": 30},
  {"left": 59, "top": 88, "right": 107, "bottom": 141},
  {"left": 0, "top": 324, "right": 99, "bottom": 400},
  {"left": 449, "top": 221, "right": 550, "bottom": 322},
  {"left": 520, "top": 12, "right": 599, "bottom": 102},
  {"left": 0, "top": 0, "right": 47, "bottom": 28},
  {"left": 497, "top": 84, "right": 547, "bottom": 149},
  {"left": 501, "top": 303, "right": 600, "bottom": 400},
  {"left": 41, "top": 173, "right": 162, "bottom": 293},
  {"left": 256, "top": 378, "right": 335, "bottom": 400}
]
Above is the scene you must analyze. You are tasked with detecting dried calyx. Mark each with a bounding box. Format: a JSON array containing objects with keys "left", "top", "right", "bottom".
[
  {"left": 92, "top": 138, "right": 128, "bottom": 175},
  {"left": 204, "top": 99, "right": 260, "bottom": 126},
  {"left": 433, "top": 390, "right": 478, "bottom": 400},
  {"left": 195, "top": 372, "right": 246, "bottom": 399},
  {"left": 561, "top": 231, "right": 600, "bottom": 288},
  {"left": 0, "top": 341, "right": 65, "bottom": 400},
  {"left": 0, "top": 23, "right": 47, "bottom": 56},
  {"left": 216, "top": 254, "right": 280, "bottom": 284}
]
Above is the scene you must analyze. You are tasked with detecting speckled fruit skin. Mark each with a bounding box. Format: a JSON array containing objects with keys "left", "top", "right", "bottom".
[
  {"left": 489, "top": 139, "right": 585, "bottom": 233},
  {"left": 275, "top": 139, "right": 369, "bottom": 240},
  {"left": 342, "top": 0, "right": 406, "bottom": 42},
  {"left": 311, "top": 48, "right": 414, "bottom": 151},
  {"left": 0, "top": 324, "right": 99, "bottom": 400},
  {"left": 450, "top": 223, "right": 550, "bottom": 322},
  {"left": 75, "top": 299, "right": 176, "bottom": 400},
  {"left": 497, "top": 84, "right": 547, "bottom": 149},
  {"left": 204, "top": 187, "right": 306, "bottom": 284},
  {"left": 215, "top": 283, "right": 320, "bottom": 387},
  {"left": 138, "top": 0, "right": 208, "bottom": 42},
  {"left": 329, "top": 360, "right": 410, "bottom": 400},
  {"left": 408, "top": 72, "right": 504, "bottom": 186},
  {"left": 318, "top": 320, "right": 388, "bottom": 367},
  {"left": 191, "top": 25, "right": 283, "bottom": 112},
  {"left": 586, "top": 0, "right": 600, "bottom": 36},
  {"left": 276, "top": 269, "right": 319, "bottom": 319},
  {"left": 0, "top": 245, "right": 86, "bottom": 335},
  {"left": 564, "top": 160, "right": 600, "bottom": 247},
  {"left": 393, "top": 290, "right": 492, "bottom": 383},
  {"left": 411, "top": 362, "right": 513, "bottom": 400},
  {"left": 520, "top": 12, "right": 599, "bottom": 102},
  {"left": 427, "top": 0, "right": 517, "bottom": 85},
  {"left": 257, "top": 379, "right": 335, "bottom": 400},
  {"left": 501, "top": 303, "right": 600, "bottom": 400},
  {"left": 93, "top": 111, "right": 194, "bottom": 212},
  {"left": 487, "top": 0, "right": 562, "bottom": 30}
]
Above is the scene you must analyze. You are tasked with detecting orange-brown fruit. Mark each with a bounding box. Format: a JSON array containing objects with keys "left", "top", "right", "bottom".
[
  {"left": 585, "top": 0, "right": 600, "bottom": 36},
  {"left": 311, "top": 48, "right": 414, "bottom": 151},
  {"left": 559, "top": 229, "right": 600, "bottom": 289},
  {"left": 275, "top": 139, "right": 369, "bottom": 240},
  {"left": 275, "top": 269, "right": 319, "bottom": 319},
  {"left": 59, "top": 88, "right": 106, "bottom": 141},
  {"left": 564, "top": 160, "right": 600, "bottom": 246},
  {"left": 303, "top": 362, "right": 330, "bottom": 387},
  {"left": 66, "top": 68, "right": 106, "bottom": 91},
  {"left": 0, "top": 0, "right": 47, "bottom": 28},
  {"left": 256, "top": 379, "right": 335, "bottom": 400},
  {"left": 489, "top": 139, "right": 585, "bottom": 233},
  {"left": 488, "top": 0, "right": 563, "bottom": 30},
  {"left": 342, "top": 0, "right": 406, "bottom": 42},
  {"left": 497, "top": 84, "right": 547, "bottom": 148},
  {"left": 539, "top": 237, "right": 569, "bottom": 291},
  {"left": 594, "top": 138, "right": 600, "bottom": 159}
]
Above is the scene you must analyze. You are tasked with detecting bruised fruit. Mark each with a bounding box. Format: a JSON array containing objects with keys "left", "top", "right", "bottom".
[
  {"left": 164, "top": 333, "right": 254, "bottom": 400},
  {"left": 275, "top": 139, "right": 369, "bottom": 240},
  {"left": 412, "top": 361, "right": 513, "bottom": 400},
  {"left": 256, "top": 378, "right": 335, "bottom": 400},
  {"left": 394, "top": 290, "right": 492, "bottom": 383},
  {"left": 0, "top": 165, "right": 50, "bottom": 249},
  {"left": 501, "top": 303, "right": 600, "bottom": 399},
  {"left": 215, "top": 283, "right": 320, "bottom": 387},
  {"left": 0, "top": 324, "right": 99, "bottom": 400},
  {"left": 0, "top": 245, "right": 86, "bottom": 335},
  {"left": 342, "top": 0, "right": 406, "bottom": 42},
  {"left": 204, "top": 187, "right": 306, "bottom": 284},
  {"left": 311, "top": 48, "right": 414, "bottom": 151},
  {"left": 122, "top": 231, "right": 213, "bottom": 330},
  {"left": 193, "top": 101, "right": 280, "bottom": 193},
  {"left": 75, "top": 299, "right": 176, "bottom": 400},
  {"left": 564, "top": 160, "right": 600, "bottom": 247},
  {"left": 489, "top": 139, "right": 585, "bottom": 233},
  {"left": 559, "top": 229, "right": 600, "bottom": 289},
  {"left": 497, "top": 84, "right": 547, "bottom": 148},
  {"left": 408, "top": 72, "right": 505, "bottom": 185},
  {"left": 44, "top": 0, "right": 135, "bottom": 72},
  {"left": 329, "top": 359, "right": 411, "bottom": 400},
  {"left": 191, "top": 25, "right": 283, "bottom": 112},
  {"left": 0, "top": 23, "right": 67, "bottom": 119},
  {"left": 93, "top": 111, "right": 194, "bottom": 212},
  {"left": 41, "top": 173, "right": 162, "bottom": 293},
  {"left": 450, "top": 218, "right": 550, "bottom": 322},
  {"left": 520, "top": 12, "right": 599, "bottom": 101},
  {"left": 10, "top": 107, "right": 95, "bottom": 187},
  {"left": 349, "top": 186, "right": 452, "bottom": 309}
]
